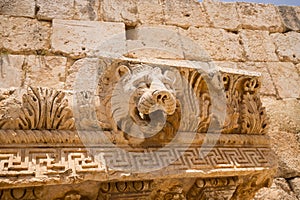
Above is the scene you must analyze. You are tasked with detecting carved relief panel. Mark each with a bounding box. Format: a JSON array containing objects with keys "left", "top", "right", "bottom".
[{"left": 0, "top": 57, "right": 274, "bottom": 200}]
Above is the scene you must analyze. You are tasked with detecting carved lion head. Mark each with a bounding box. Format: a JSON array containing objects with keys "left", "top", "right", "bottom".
[{"left": 98, "top": 63, "right": 181, "bottom": 145}]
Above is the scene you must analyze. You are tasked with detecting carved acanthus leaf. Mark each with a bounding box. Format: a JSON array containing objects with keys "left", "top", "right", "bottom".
[
  {"left": 0, "top": 87, "right": 75, "bottom": 130},
  {"left": 241, "top": 93, "right": 268, "bottom": 134}
]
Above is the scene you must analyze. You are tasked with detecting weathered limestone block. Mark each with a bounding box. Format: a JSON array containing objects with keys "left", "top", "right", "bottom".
[
  {"left": 65, "top": 58, "right": 99, "bottom": 91},
  {"left": 203, "top": 1, "right": 240, "bottom": 30},
  {"left": 137, "top": 0, "right": 164, "bottom": 25},
  {"left": 278, "top": 6, "right": 300, "bottom": 31},
  {"left": 237, "top": 62, "right": 276, "bottom": 96},
  {"left": 254, "top": 178, "right": 298, "bottom": 200},
  {"left": 0, "top": 16, "right": 50, "bottom": 52},
  {"left": 240, "top": 30, "right": 278, "bottom": 62},
  {"left": 262, "top": 97, "right": 300, "bottom": 178},
  {"left": 0, "top": 0, "right": 35, "bottom": 18},
  {"left": 73, "top": 0, "right": 101, "bottom": 20},
  {"left": 101, "top": 0, "right": 138, "bottom": 26},
  {"left": 51, "top": 19, "right": 126, "bottom": 58},
  {"left": 271, "top": 31, "right": 300, "bottom": 63},
  {"left": 181, "top": 27, "right": 244, "bottom": 61},
  {"left": 289, "top": 178, "right": 300, "bottom": 199},
  {"left": 236, "top": 2, "right": 284, "bottom": 33},
  {"left": 164, "top": 0, "right": 210, "bottom": 28},
  {"left": 36, "top": 0, "right": 75, "bottom": 20},
  {"left": 125, "top": 25, "right": 184, "bottom": 59},
  {"left": 37, "top": 0, "right": 100, "bottom": 20},
  {"left": 266, "top": 62, "right": 300, "bottom": 99},
  {"left": 0, "top": 55, "right": 67, "bottom": 89},
  {"left": 0, "top": 54, "right": 24, "bottom": 88},
  {"left": 25, "top": 56, "right": 67, "bottom": 89}
]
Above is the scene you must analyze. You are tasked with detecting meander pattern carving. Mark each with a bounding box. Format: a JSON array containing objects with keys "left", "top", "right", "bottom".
[{"left": 0, "top": 145, "right": 271, "bottom": 178}]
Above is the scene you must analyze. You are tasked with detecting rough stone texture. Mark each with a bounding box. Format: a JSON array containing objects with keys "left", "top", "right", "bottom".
[
  {"left": 0, "top": 55, "right": 67, "bottom": 89},
  {"left": 203, "top": 1, "right": 240, "bottom": 30},
  {"left": 181, "top": 27, "right": 244, "bottom": 61},
  {"left": 238, "top": 62, "right": 276, "bottom": 96},
  {"left": 240, "top": 30, "right": 278, "bottom": 62},
  {"left": 266, "top": 62, "right": 300, "bottom": 99},
  {"left": 271, "top": 31, "right": 300, "bottom": 63},
  {"left": 25, "top": 56, "right": 67, "bottom": 89},
  {"left": 289, "top": 177, "right": 300, "bottom": 199},
  {"left": 296, "top": 63, "right": 300, "bottom": 75},
  {"left": 36, "top": 0, "right": 75, "bottom": 20},
  {"left": 125, "top": 25, "right": 184, "bottom": 59},
  {"left": 278, "top": 6, "right": 300, "bottom": 31},
  {"left": 0, "top": 0, "right": 35, "bottom": 18},
  {"left": 51, "top": 19, "right": 126, "bottom": 58},
  {"left": 65, "top": 58, "right": 99, "bottom": 90},
  {"left": 101, "top": 0, "right": 138, "bottom": 26},
  {"left": 36, "top": 0, "right": 100, "bottom": 20},
  {"left": 164, "top": 0, "right": 210, "bottom": 28},
  {"left": 137, "top": 0, "right": 164, "bottom": 25},
  {"left": 262, "top": 97, "right": 300, "bottom": 178},
  {"left": 236, "top": 2, "right": 284, "bottom": 33},
  {"left": 0, "top": 55, "right": 24, "bottom": 88},
  {"left": 254, "top": 178, "right": 298, "bottom": 200},
  {"left": 0, "top": 16, "right": 51, "bottom": 52},
  {"left": 73, "top": 0, "right": 101, "bottom": 20}
]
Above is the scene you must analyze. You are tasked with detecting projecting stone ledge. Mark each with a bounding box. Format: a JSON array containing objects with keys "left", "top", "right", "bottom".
[{"left": 0, "top": 57, "right": 275, "bottom": 200}]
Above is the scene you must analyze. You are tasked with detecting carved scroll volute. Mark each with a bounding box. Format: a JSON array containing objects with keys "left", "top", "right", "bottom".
[
  {"left": 241, "top": 78, "right": 268, "bottom": 134},
  {"left": 0, "top": 87, "right": 75, "bottom": 130}
]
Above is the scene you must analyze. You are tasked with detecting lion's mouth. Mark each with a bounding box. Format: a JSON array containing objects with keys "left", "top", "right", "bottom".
[{"left": 135, "top": 108, "right": 166, "bottom": 125}]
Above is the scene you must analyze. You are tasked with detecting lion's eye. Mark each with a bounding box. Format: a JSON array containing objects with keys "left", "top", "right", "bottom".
[{"left": 136, "top": 82, "right": 148, "bottom": 89}]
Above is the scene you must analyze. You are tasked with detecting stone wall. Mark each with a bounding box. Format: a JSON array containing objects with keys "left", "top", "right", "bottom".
[{"left": 0, "top": 0, "right": 299, "bottom": 199}]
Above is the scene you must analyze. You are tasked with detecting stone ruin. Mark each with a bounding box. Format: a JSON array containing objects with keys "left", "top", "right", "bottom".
[{"left": 0, "top": 0, "right": 299, "bottom": 199}]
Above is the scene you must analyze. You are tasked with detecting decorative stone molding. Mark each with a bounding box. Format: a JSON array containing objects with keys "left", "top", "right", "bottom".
[{"left": 0, "top": 57, "right": 275, "bottom": 199}]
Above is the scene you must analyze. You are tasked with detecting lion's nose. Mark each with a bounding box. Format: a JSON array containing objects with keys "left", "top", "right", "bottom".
[{"left": 153, "top": 90, "right": 170, "bottom": 103}]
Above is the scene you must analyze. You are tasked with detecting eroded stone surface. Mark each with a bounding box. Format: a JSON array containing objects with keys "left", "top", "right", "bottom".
[
  {"left": 164, "top": 0, "right": 210, "bottom": 28},
  {"left": 0, "top": 16, "right": 51, "bottom": 52},
  {"left": 254, "top": 178, "right": 298, "bottom": 200},
  {"left": 73, "top": 0, "right": 100, "bottom": 20},
  {"left": 289, "top": 178, "right": 300, "bottom": 199},
  {"left": 0, "top": 55, "right": 24, "bottom": 88},
  {"left": 181, "top": 27, "right": 244, "bottom": 61},
  {"left": 25, "top": 56, "right": 67, "bottom": 89},
  {"left": 37, "top": 0, "right": 100, "bottom": 20},
  {"left": 137, "top": 0, "right": 164, "bottom": 25},
  {"left": 203, "top": 1, "right": 240, "bottom": 30},
  {"left": 278, "top": 6, "right": 300, "bottom": 31},
  {"left": 36, "top": 0, "right": 75, "bottom": 20},
  {"left": 236, "top": 2, "right": 284, "bottom": 32},
  {"left": 0, "top": 55, "right": 67, "bottom": 89},
  {"left": 271, "top": 31, "right": 300, "bottom": 63},
  {"left": 51, "top": 19, "right": 126, "bottom": 58},
  {"left": 101, "top": 0, "right": 138, "bottom": 26},
  {"left": 266, "top": 62, "right": 300, "bottom": 99},
  {"left": 240, "top": 30, "right": 278, "bottom": 62},
  {"left": 125, "top": 25, "right": 184, "bottom": 59},
  {"left": 262, "top": 97, "right": 300, "bottom": 178},
  {"left": 0, "top": 0, "right": 35, "bottom": 18}
]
